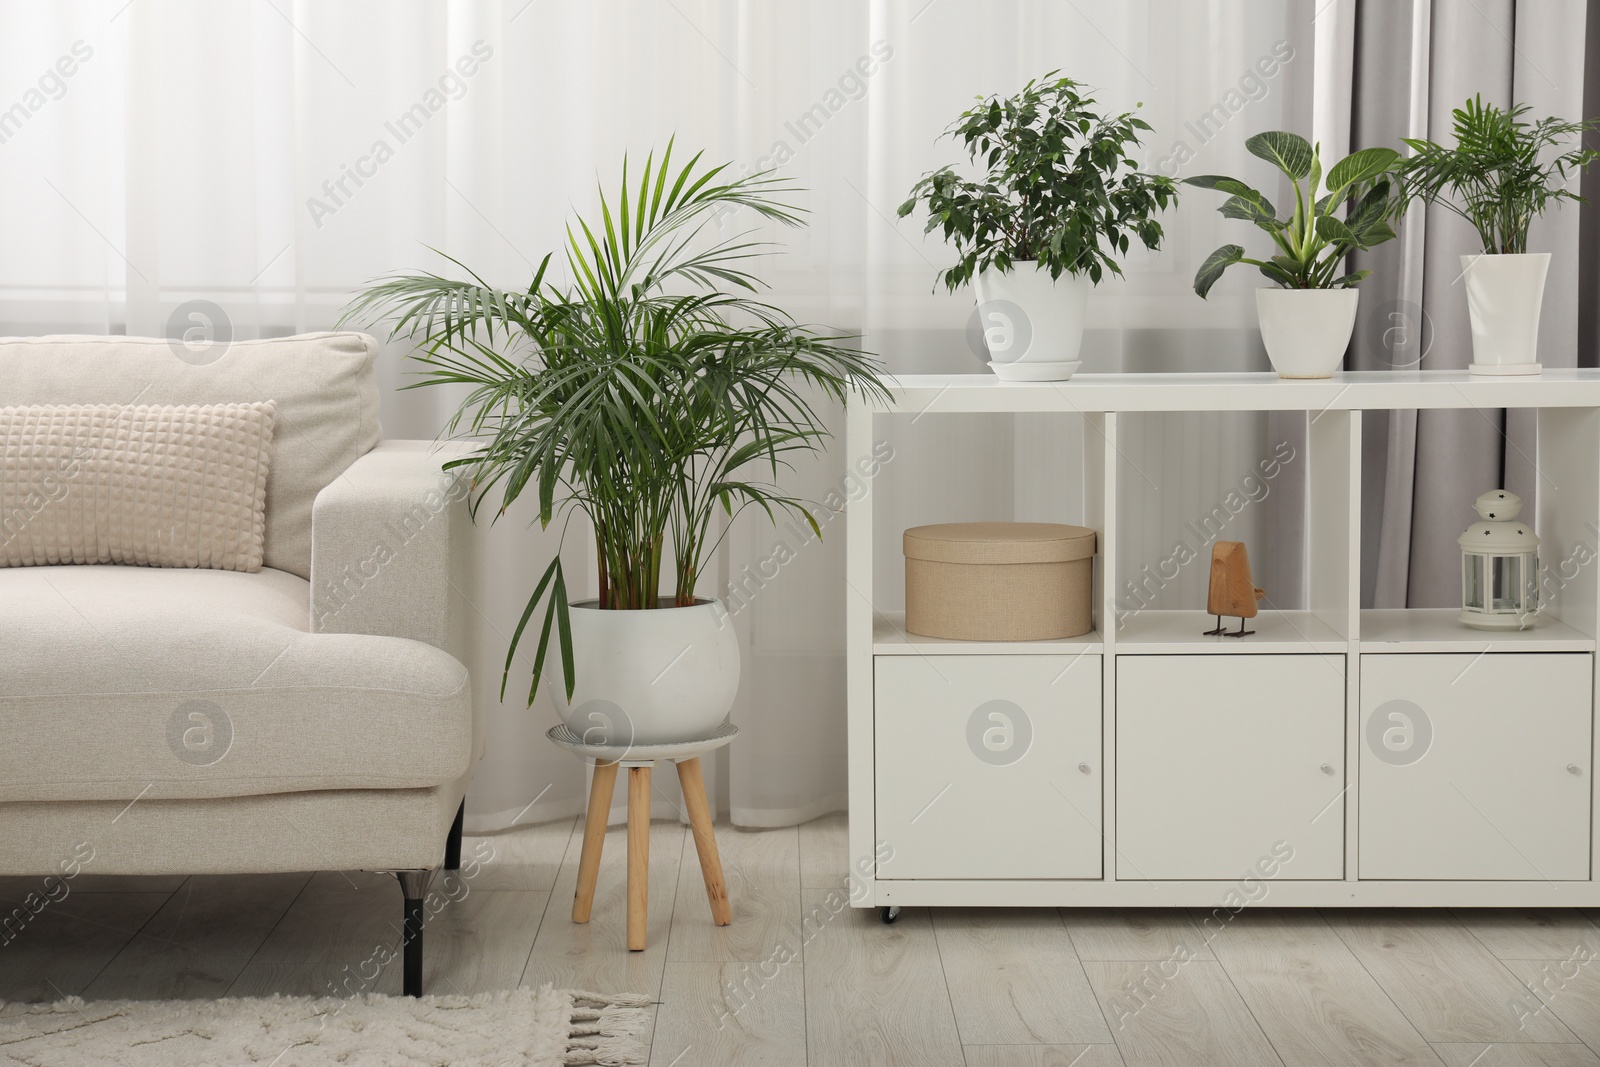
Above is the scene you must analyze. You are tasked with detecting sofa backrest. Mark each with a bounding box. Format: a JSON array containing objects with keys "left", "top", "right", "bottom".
[{"left": 1, "top": 332, "right": 382, "bottom": 579}]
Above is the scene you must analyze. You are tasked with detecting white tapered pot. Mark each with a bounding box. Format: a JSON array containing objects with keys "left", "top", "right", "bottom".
[
  {"left": 552, "top": 598, "right": 740, "bottom": 746},
  {"left": 973, "top": 263, "right": 1091, "bottom": 381},
  {"left": 1461, "top": 253, "right": 1550, "bottom": 375},
  {"left": 1255, "top": 288, "right": 1360, "bottom": 379}
]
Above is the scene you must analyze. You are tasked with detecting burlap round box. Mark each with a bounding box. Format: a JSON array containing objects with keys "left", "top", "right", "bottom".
[{"left": 903, "top": 522, "right": 1096, "bottom": 641}]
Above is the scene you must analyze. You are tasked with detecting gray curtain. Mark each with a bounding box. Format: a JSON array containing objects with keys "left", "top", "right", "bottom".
[
  {"left": 1584, "top": 0, "right": 1600, "bottom": 369},
  {"left": 1346, "top": 0, "right": 1595, "bottom": 608}
]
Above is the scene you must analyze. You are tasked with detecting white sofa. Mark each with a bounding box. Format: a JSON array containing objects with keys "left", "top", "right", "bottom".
[{"left": 0, "top": 331, "right": 481, "bottom": 996}]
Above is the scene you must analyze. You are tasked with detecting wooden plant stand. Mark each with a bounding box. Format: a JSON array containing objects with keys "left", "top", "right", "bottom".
[{"left": 547, "top": 723, "right": 737, "bottom": 951}]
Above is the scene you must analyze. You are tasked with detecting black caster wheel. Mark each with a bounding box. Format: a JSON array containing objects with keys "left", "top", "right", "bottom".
[{"left": 879, "top": 906, "right": 901, "bottom": 924}]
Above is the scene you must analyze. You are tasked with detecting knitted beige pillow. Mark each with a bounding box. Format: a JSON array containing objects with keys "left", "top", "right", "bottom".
[{"left": 0, "top": 402, "right": 276, "bottom": 571}]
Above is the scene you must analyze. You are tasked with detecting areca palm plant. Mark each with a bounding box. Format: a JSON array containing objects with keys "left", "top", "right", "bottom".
[
  {"left": 344, "top": 143, "right": 888, "bottom": 705},
  {"left": 1397, "top": 96, "right": 1599, "bottom": 254}
]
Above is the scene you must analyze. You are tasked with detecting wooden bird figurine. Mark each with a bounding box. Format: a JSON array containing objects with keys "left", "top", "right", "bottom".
[{"left": 1203, "top": 541, "right": 1265, "bottom": 637}]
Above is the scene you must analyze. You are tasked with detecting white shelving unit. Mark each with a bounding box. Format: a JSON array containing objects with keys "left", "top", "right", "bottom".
[{"left": 847, "top": 371, "right": 1600, "bottom": 910}]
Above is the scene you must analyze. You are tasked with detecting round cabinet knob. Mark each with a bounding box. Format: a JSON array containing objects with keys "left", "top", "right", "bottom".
[
  {"left": 1078, "top": 762, "right": 1092, "bottom": 775},
  {"left": 1569, "top": 764, "right": 1584, "bottom": 776},
  {"left": 1320, "top": 763, "right": 1335, "bottom": 775}
]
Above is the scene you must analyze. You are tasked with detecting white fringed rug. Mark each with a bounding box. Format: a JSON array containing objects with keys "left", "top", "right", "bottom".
[{"left": 0, "top": 987, "right": 649, "bottom": 1066}]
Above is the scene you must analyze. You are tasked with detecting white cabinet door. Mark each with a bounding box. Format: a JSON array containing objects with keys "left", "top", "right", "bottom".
[
  {"left": 874, "top": 654, "right": 1102, "bottom": 880},
  {"left": 1359, "top": 653, "right": 1592, "bottom": 880},
  {"left": 1117, "top": 655, "right": 1346, "bottom": 880}
]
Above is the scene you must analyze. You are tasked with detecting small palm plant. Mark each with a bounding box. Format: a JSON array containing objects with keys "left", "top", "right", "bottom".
[
  {"left": 344, "top": 143, "right": 888, "bottom": 704},
  {"left": 1398, "top": 96, "right": 1599, "bottom": 254},
  {"left": 1186, "top": 131, "right": 1402, "bottom": 297}
]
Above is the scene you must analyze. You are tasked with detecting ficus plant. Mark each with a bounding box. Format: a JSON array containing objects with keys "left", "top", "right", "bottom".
[
  {"left": 344, "top": 142, "right": 889, "bottom": 704},
  {"left": 897, "top": 72, "right": 1178, "bottom": 290},
  {"left": 1398, "top": 95, "right": 1599, "bottom": 254},
  {"left": 1186, "top": 131, "right": 1402, "bottom": 297}
]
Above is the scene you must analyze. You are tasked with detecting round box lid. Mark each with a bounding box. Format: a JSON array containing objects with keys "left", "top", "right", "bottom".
[{"left": 903, "top": 522, "right": 1097, "bottom": 565}]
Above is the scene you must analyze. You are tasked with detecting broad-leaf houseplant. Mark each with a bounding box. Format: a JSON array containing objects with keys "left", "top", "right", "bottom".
[
  {"left": 1186, "top": 131, "right": 1402, "bottom": 378},
  {"left": 898, "top": 73, "right": 1177, "bottom": 381},
  {"left": 346, "top": 144, "right": 889, "bottom": 744}
]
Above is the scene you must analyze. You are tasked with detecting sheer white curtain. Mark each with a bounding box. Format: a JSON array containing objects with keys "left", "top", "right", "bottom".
[{"left": 0, "top": 0, "right": 1312, "bottom": 830}]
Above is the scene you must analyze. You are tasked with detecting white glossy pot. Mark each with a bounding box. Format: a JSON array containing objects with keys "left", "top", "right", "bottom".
[
  {"left": 973, "top": 263, "right": 1091, "bottom": 381},
  {"left": 1255, "top": 288, "right": 1360, "bottom": 379},
  {"left": 552, "top": 598, "right": 740, "bottom": 747},
  {"left": 1461, "top": 253, "right": 1550, "bottom": 375}
]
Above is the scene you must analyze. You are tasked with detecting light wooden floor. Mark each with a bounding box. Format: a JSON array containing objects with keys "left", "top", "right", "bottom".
[{"left": 6, "top": 814, "right": 1600, "bottom": 1066}]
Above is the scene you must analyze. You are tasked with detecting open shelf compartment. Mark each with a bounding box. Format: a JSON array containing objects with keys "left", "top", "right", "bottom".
[
  {"left": 1111, "top": 408, "right": 1359, "bottom": 650},
  {"left": 1116, "top": 608, "right": 1346, "bottom": 653},
  {"left": 872, "top": 611, "right": 1103, "bottom": 655},
  {"left": 1360, "top": 608, "right": 1595, "bottom": 652}
]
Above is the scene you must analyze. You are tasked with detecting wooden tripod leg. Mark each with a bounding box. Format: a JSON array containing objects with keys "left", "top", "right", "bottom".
[
  {"left": 572, "top": 761, "right": 618, "bottom": 923},
  {"left": 627, "top": 766, "right": 652, "bottom": 951},
  {"left": 676, "top": 757, "right": 732, "bottom": 926}
]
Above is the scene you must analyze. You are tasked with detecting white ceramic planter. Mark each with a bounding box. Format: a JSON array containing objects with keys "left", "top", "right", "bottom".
[
  {"left": 552, "top": 598, "right": 740, "bottom": 746},
  {"left": 1461, "top": 252, "right": 1550, "bottom": 375},
  {"left": 1255, "top": 288, "right": 1360, "bottom": 379},
  {"left": 973, "top": 262, "right": 1091, "bottom": 381}
]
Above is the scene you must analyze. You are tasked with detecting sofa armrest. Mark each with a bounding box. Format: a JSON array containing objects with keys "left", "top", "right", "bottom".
[{"left": 310, "top": 440, "right": 474, "bottom": 653}]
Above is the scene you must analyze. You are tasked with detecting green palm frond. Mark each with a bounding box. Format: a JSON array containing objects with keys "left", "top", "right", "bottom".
[
  {"left": 1399, "top": 96, "right": 1599, "bottom": 253},
  {"left": 341, "top": 141, "right": 889, "bottom": 705}
]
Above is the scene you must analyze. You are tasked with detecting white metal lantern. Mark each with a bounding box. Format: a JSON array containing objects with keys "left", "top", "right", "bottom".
[{"left": 1458, "top": 490, "right": 1540, "bottom": 630}]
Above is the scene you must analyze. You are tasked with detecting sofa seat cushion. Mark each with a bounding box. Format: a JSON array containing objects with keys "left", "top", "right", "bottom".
[{"left": 0, "top": 565, "right": 472, "bottom": 802}]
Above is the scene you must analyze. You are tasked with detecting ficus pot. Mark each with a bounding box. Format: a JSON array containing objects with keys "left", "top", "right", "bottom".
[
  {"left": 973, "top": 262, "right": 1091, "bottom": 381},
  {"left": 1460, "top": 252, "right": 1550, "bottom": 375},
  {"left": 551, "top": 598, "right": 740, "bottom": 747},
  {"left": 1255, "top": 288, "right": 1360, "bottom": 379}
]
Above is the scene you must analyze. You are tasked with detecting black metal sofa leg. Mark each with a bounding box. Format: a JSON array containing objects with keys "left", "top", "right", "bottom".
[
  {"left": 395, "top": 870, "right": 436, "bottom": 997},
  {"left": 392, "top": 801, "right": 463, "bottom": 996},
  {"left": 444, "top": 799, "right": 465, "bottom": 871}
]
